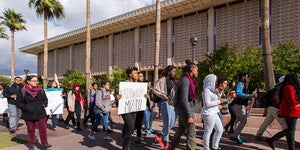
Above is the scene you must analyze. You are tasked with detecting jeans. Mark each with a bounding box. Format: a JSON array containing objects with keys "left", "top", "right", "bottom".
[
  {"left": 170, "top": 117, "right": 196, "bottom": 150},
  {"left": 47, "top": 115, "right": 57, "bottom": 128},
  {"left": 143, "top": 109, "right": 154, "bottom": 131},
  {"left": 232, "top": 104, "right": 247, "bottom": 139},
  {"left": 8, "top": 104, "right": 22, "bottom": 130},
  {"left": 25, "top": 117, "right": 48, "bottom": 145},
  {"left": 202, "top": 113, "right": 223, "bottom": 150},
  {"left": 92, "top": 109, "right": 109, "bottom": 132},
  {"left": 158, "top": 100, "right": 176, "bottom": 142},
  {"left": 285, "top": 117, "right": 297, "bottom": 132},
  {"left": 256, "top": 106, "right": 287, "bottom": 136}
]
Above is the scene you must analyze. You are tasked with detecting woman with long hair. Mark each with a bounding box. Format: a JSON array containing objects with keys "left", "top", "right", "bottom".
[
  {"left": 46, "top": 80, "right": 59, "bottom": 131},
  {"left": 16, "top": 75, "right": 51, "bottom": 150}
]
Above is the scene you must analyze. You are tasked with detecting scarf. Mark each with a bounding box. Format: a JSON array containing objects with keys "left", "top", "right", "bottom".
[
  {"left": 184, "top": 72, "right": 198, "bottom": 100},
  {"left": 74, "top": 91, "right": 81, "bottom": 102},
  {"left": 23, "top": 84, "right": 41, "bottom": 98}
]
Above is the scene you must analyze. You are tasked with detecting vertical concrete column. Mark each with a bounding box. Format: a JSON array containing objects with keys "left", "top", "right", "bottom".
[
  {"left": 69, "top": 44, "right": 73, "bottom": 70},
  {"left": 167, "top": 18, "right": 173, "bottom": 65},
  {"left": 207, "top": 7, "right": 215, "bottom": 52},
  {"left": 134, "top": 27, "right": 140, "bottom": 69},
  {"left": 108, "top": 34, "right": 113, "bottom": 74},
  {"left": 54, "top": 49, "right": 57, "bottom": 75}
]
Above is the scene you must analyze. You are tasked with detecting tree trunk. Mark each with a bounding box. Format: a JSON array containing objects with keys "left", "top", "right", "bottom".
[
  {"left": 43, "top": 13, "right": 48, "bottom": 88},
  {"left": 154, "top": 0, "right": 161, "bottom": 83},
  {"left": 10, "top": 30, "right": 15, "bottom": 82},
  {"left": 86, "top": 0, "right": 91, "bottom": 98},
  {"left": 260, "top": 0, "right": 275, "bottom": 90}
]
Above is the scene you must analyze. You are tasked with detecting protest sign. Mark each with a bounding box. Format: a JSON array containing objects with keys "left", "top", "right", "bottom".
[
  {"left": 44, "top": 88, "right": 64, "bottom": 115},
  {"left": 118, "top": 82, "right": 147, "bottom": 115},
  {"left": 0, "top": 97, "right": 8, "bottom": 114}
]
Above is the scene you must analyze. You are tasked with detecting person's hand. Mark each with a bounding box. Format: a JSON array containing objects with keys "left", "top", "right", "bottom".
[
  {"left": 251, "top": 93, "right": 258, "bottom": 98},
  {"left": 187, "top": 117, "right": 194, "bottom": 124},
  {"left": 218, "top": 105, "right": 223, "bottom": 110},
  {"left": 220, "top": 98, "right": 226, "bottom": 104},
  {"left": 11, "top": 94, "right": 17, "bottom": 99},
  {"left": 165, "top": 96, "right": 169, "bottom": 101},
  {"left": 144, "top": 94, "right": 149, "bottom": 99},
  {"left": 115, "top": 94, "right": 122, "bottom": 101}
]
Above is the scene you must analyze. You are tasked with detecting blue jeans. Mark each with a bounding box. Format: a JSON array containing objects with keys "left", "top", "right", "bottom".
[
  {"left": 8, "top": 104, "right": 22, "bottom": 130},
  {"left": 285, "top": 117, "right": 297, "bottom": 131},
  {"left": 92, "top": 109, "right": 109, "bottom": 132},
  {"left": 158, "top": 100, "right": 176, "bottom": 141}
]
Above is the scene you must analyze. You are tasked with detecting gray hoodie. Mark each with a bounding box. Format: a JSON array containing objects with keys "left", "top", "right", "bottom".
[
  {"left": 201, "top": 74, "right": 220, "bottom": 116},
  {"left": 95, "top": 88, "right": 112, "bottom": 114}
]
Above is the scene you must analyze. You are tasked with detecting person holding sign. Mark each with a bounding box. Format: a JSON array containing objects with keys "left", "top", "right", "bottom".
[
  {"left": 64, "top": 83, "right": 84, "bottom": 130},
  {"left": 15, "top": 75, "right": 51, "bottom": 150},
  {"left": 88, "top": 81, "right": 114, "bottom": 140},
  {"left": 46, "top": 80, "right": 59, "bottom": 131}
]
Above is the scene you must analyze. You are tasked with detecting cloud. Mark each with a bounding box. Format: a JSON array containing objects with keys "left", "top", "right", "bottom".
[{"left": 0, "top": 0, "right": 154, "bottom": 76}]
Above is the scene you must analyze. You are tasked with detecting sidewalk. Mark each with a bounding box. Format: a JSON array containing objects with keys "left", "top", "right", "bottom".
[{"left": 1, "top": 108, "right": 299, "bottom": 150}]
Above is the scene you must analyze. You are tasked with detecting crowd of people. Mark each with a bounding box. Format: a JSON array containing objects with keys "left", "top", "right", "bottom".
[{"left": 0, "top": 60, "right": 300, "bottom": 150}]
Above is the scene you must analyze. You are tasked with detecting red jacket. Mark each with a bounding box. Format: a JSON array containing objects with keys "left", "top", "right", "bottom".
[{"left": 279, "top": 85, "right": 300, "bottom": 118}]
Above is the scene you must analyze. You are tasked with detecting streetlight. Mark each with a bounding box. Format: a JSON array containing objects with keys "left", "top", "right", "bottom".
[
  {"left": 190, "top": 37, "right": 199, "bottom": 62},
  {"left": 24, "top": 69, "right": 29, "bottom": 77}
]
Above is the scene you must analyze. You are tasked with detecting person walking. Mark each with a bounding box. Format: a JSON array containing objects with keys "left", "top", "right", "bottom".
[
  {"left": 143, "top": 80, "right": 156, "bottom": 135},
  {"left": 3, "top": 76, "right": 23, "bottom": 133},
  {"left": 64, "top": 83, "right": 84, "bottom": 130},
  {"left": 169, "top": 60, "right": 198, "bottom": 150},
  {"left": 201, "top": 74, "right": 226, "bottom": 150},
  {"left": 153, "top": 65, "right": 177, "bottom": 149},
  {"left": 277, "top": 73, "right": 300, "bottom": 150},
  {"left": 15, "top": 75, "right": 51, "bottom": 150},
  {"left": 224, "top": 81, "right": 236, "bottom": 134},
  {"left": 83, "top": 82, "right": 98, "bottom": 127},
  {"left": 230, "top": 73, "right": 257, "bottom": 144},
  {"left": 46, "top": 80, "right": 59, "bottom": 131},
  {"left": 88, "top": 81, "right": 114, "bottom": 140}
]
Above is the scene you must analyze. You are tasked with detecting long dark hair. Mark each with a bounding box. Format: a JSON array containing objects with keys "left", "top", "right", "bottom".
[
  {"left": 279, "top": 73, "right": 300, "bottom": 101},
  {"left": 47, "top": 80, "right": 58, "bottom": 88}
]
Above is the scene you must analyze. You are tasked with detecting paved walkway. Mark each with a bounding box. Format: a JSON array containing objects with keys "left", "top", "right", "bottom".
[{"left": 0, "top": 108, "right": 299, "bottom": 150}]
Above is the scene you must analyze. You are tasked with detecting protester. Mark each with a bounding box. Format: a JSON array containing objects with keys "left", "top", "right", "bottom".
[
  {"left": 88, "top": 81, "right": 114, "bottom": 140},
  {"left": 201, "top": 74, "right": 226, "bottom": 150},
  {"left": 135, "top": 72, "right": 145, "bottom": 144},
  {"left": 224, "top": 81, "right": 236, "bottom": 134},
  {"left": 58, "top": 88, "right": 67, "bottom": 122},
  {"left": 83, "top": 82, "right": 98, "bottom": 127},
  {"left": 153, "top": 65, "right": 177, "bottom": 149},
  {"left": 3, "top": 76, "right": 23, "bottom": 133},
  {"left": 46, "top": 80, "right": 59, "bottom": 131},
  {"left": 277, "top": 73, "right": 300, "bottom": 150},
  {"left": 0, "top": 84, "right": 9, "bottom": 128},
  {"left": 169, "top": 60, "right": 198, "bottom": 150},
  {"left": 15, "top": 75, "right": 51, "bottom": 150},
  {"left": 230, "top": 73, "right": 257, "bottom": 144},
  {"left": 143, "top": 80, "right": 156, "bottom": 135},
  {"left": 64, "top": 83, "right": 84, "bottom": 130}
]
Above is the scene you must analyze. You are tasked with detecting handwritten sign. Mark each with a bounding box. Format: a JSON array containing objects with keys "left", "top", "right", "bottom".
[
  {"left": 0, "top": 97, "right": 8, "bottom": 114},
  {"left": 44, "top": 88, "right": 64, "bottom": 115},
  {"left": 118, "top": 82, "right": 147, "bottom": 115}
]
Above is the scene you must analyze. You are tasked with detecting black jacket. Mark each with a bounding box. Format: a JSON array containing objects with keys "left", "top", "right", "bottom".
[
  {"left": 3, "top": 83, "right": 23, "bottom": 105},
  {"left": 16, "top": 88, "right": 48, "bottom": 121}
]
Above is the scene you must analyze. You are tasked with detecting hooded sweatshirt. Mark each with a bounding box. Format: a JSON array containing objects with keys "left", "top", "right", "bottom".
[{"left": 201, "top": 74, "right": 220, "bottom": 116}]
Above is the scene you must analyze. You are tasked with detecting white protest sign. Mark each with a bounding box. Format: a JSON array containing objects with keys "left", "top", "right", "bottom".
[
  {"left": 118, "top": 82, "right": 147, "bottom": 115},
  {"left": 44, "top": 88, "right": 64, "bottom": 115},
  {"left": 0, "top": 97, "right": 8, "bottom": 114}
]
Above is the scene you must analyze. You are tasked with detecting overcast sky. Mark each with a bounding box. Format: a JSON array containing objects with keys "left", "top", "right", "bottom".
[{"left": 0, "top": 0, "right": 155, "bottom": 76}]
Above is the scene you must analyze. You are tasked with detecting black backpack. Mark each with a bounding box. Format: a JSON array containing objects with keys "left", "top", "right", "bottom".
[{"left": 149, "top": 89, "right": 161, "bottom": 103}]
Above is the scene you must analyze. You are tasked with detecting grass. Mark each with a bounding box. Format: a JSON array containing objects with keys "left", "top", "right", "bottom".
[{"left": 0, "top": 133, "right": 27, "bottom": 149}]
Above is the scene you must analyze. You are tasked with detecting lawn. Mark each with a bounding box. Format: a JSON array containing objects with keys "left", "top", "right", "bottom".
[{"left": 0, "top": 133, "right": 26, "bottom": 149}]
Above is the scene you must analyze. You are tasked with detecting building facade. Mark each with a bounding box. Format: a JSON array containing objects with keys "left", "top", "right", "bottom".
[{"left": 20, "top": 0, "right": 300, "bottom": 80}]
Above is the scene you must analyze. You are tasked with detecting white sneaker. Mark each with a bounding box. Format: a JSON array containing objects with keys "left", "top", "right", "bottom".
[
  {"left": 88, "top": 134, "right": 96, "bottom": 140},
  {"left": 104, "top": 136, "right": 112, "bottom": 140}
]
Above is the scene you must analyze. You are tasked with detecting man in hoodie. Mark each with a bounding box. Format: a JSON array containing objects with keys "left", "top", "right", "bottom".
[{"left": 3, "top": 77, "right": 23, "bottom": 133}]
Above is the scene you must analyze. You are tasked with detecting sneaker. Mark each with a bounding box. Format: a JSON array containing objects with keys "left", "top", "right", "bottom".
[
  {"left": 255, "top": 135, "right": 264, "bottom": 141},
  {"left": 42, "top": 143, "right": 52, "bottom": 148},
  {"left": 9, "top": 129, "right": 16, "bottom": 133},
  {"left": 236, "top": 138, "right": 244, "bottom": 144},
  {"left": 104, "top": 136, "right": 112, "bottom": 140},
  {"left": 155, "top": 135, "right": 164, "bottom": 148},
  {"left": 52, "top": 128, "right": 57, "bottom": 132},
  {"left": 107, "top": 129, "right": 113, "bottom": 133},
  {"left": 88, "top": 134, "right": 96, "bottom": 140}
]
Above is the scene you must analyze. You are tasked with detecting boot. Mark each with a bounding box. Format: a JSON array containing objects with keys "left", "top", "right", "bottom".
[
  {"left": 266, "top": 129, "right": 287, "bottom": 150},
  {"left": 122, "top": 138, "right": 131, "bottom": 150},
  {"left": 77, "top": 123, "right": 83, "bottom": 131},
  {"left": 286, "top": 131, "right": 295, "bottom": 150}
]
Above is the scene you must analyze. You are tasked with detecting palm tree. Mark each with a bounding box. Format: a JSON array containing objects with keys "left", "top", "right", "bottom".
[
  {"left": 28, "top": 0, "right": 65, "bottom": 87},
  {"left": 260, "top": 0, "right": 275, "bottom": 90},
  {"left": 1, "top": 9, "right": 26, "bottom": 82},
  {"left": 154, "top": 0, "right": 161, "bottom": 83},
  {"left": 0, "top": 23, "right": 9, "bottom": 40}
]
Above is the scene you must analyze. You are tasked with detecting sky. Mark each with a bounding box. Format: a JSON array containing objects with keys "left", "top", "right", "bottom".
[{"left": 0, "top": 0, "right": 156, "bottom": 76}]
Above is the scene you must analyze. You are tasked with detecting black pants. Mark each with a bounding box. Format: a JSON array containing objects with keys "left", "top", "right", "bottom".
[
  {"left": 121, "top": 112, "right": 136, "bottom": 147},
  {"left": 225, "top": 104, "right": 236, "bottom": 130},
  {"left": 83, "top": 106, "right": 95, "bottom": 125},
  {"left": 135, "top": 111, "right": 144, "bottom": 138},
  {"left": 65, "top": 102, "right": 82, "bottom": 124}
]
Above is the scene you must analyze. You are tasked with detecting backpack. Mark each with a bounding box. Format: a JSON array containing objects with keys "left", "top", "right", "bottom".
[
  {"left": 168, "top": 82, "right": 180, "bottom": 106},
  {"left": 149, "top": 89, "right": 161, "bottom": 103}
]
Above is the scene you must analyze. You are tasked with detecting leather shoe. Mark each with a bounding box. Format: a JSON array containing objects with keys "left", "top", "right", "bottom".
[{"left": 42, "top": 143, "right": 52, "bottom": 148}]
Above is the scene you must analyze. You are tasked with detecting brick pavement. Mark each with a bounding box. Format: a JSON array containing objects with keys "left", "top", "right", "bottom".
[{"left": 0, "top": 108, "right": 299, "bottom": 150}]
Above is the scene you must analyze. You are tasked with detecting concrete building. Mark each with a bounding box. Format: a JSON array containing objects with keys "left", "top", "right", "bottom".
[{"left": 20, "top": 0, "right": 300, "bottom": 81}]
